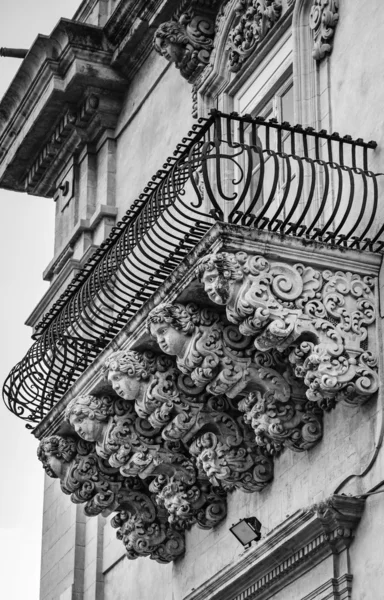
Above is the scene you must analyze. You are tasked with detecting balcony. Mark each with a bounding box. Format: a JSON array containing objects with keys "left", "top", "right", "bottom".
[{"left": 3, "top": 110, "right": 382, "bottom": 427}]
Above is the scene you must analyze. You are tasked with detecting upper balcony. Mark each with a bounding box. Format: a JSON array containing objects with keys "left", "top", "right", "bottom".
[{"left": 3, "top": 110, "right": 383, "bottom": 428}]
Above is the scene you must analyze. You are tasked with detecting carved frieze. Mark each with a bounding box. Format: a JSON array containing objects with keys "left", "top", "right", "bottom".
[
  {"left": 227, "top": 0, "right": 283, "bottom": 72},
  {"left": 309, "top": 0, "right": 339, "bottom": 61}
]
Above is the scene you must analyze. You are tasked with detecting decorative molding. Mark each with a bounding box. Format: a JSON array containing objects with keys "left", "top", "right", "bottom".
[
  {"left": 0, "top": 19, "right": 127, "bottom": 197},
  {"left": 309, "top": 0, "right": 339, "bottom": 61},
  {"left": 183, "top": 495, "right": 365, "bottom": 600},
  {"left": 227, "top": 0, "right": 283, "bottom": 72}
]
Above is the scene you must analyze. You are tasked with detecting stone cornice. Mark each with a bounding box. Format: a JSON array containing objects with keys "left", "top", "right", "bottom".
[
  {"left": 105, "top": 0, "right": 178, "bottom": 80},
  {"left": 33, "top": 223, "right": 381, "bottom": 440},
  {"left": 73, "top": 0, "right": 100, "bottom": 23},
  {"left": 0, "top": 19, "right": 127, "bottom": 197}
]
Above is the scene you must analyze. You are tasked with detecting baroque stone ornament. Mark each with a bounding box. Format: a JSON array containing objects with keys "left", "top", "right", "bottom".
[
  {"left": 38, "top": 434, "right": 222, "bottom": 563},
  {"left": 147, "top": 302, "right": 256, "bottom": 398},
  {"left": 227, "top": 0, "right": 283, "bottom": 72},
  {"left": 154, "top": 6, "right": 216, "bottom": 82},
  {"left": 37, "top": 435, "right": 126, "bottom": 517},
  {"left": 40, "top": 251, "right": 377, "bottom": 564},
  {"left": 147, "top": 301, "right": 322, "bottom": 456},
  {"left": 110, "top": 490, "right": 185, "bottom": 563},
  {"left": 309, "top": 0, "right": 339, "bottom": 61},
  {"left": 197, "top": 252, "right": 379, "bottom": 408}
]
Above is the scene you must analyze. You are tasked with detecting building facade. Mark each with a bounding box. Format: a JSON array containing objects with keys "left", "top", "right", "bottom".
[{"left": 2, "top": 0, "right": 384, "bottom": 599}]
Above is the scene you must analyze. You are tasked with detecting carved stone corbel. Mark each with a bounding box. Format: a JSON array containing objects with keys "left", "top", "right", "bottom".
[
  {"left": 153, "top": 1, "right": 219, "bottom": 82},
  {"left": 111, "top": 489, "right": 185, "bottom": 563},
  {"left": 197, "top": 252, "right": 378, "bottom": 408},
  {"left": 309, "top": 0, "right": 339, "bottom": 61},
  {"left": 37, "top": 435, "right": 125, "bottom": 517}
]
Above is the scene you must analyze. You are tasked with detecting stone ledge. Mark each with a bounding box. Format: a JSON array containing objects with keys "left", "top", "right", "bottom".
[{"left": 0, "top": 19, "right": 127, "bottom": 197}]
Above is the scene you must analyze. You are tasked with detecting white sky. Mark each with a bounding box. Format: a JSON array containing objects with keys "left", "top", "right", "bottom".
[{"left": 0, "top": 2, "right": 85, "bottom": 598}]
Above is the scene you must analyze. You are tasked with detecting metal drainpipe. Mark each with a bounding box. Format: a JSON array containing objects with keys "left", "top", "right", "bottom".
[{"left": 0, "top": 47, "right": 28, "bottom": 59}]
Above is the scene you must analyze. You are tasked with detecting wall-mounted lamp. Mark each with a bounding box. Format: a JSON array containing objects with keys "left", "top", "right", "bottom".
[{"left": 229, "top": 517, "right": 262, "bottom": 548}]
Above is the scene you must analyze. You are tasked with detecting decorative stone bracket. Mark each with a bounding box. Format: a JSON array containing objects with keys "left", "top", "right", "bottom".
[
  {"left": 37, "top": 242, "right": 378, "bottom": 564},
  {"left": 153, "top": 0, "right": 285, "bottom": 80},
  {"left": 153, "top": 0, "right": 221, "bottom": 82}
]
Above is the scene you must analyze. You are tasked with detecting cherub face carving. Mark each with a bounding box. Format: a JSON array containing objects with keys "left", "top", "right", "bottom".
[
  {"left": 149, "top": 321, "right": 190, "bottom": 357},
  {"left": 45, "top": 453, "right": 65, "bottom": 478},
  {"left": 154, "top": 36, "right": 184, "bottom": 64},
  {"left": 107, "top": 370, "right": 142, "bottom": 401},
  {"left": 200, "top": 267, "right": 228, "bottom": 305},
  {"left": 68, "top": 413, "right": 106, "bottom": 443}
]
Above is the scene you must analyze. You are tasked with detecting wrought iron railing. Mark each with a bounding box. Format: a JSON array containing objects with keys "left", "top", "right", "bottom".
[{"left": 3, "top": 110, "right": 382, "bottom": 427}]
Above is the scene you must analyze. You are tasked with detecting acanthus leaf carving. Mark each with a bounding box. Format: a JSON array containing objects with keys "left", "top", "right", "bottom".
[
  {"left": 227, "top": 0, "right": 283, "bottom": 72},
  {"left": 309, "top": 0, "right": 339, "bottom": 61},
  {"left": 197, "top": 252, "right": 379, "bottom": 408}
]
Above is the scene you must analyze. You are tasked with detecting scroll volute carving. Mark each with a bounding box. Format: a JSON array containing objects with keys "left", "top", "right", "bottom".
[
  {"left": 37, "top": 434, "right": 126, "bottom": 517},
  {"left": 146, "top": 300, "right": 322, "bottom": 462},
  {"left": 110, "top": 489, "right": 186, "bottom": 563},
  {"left": 309, "top": 0, "right": 339, "bottom": 61},
  {"left": 39, "top": 250, "right": 377, "bottom": 564},
  {"left": 227, "top": 0, "right": 283, "bottom": 72},
  {"left": 38, "top": 433, "right": 225, "bottom": 563},
  {"left": 153, "top": 1, "right": 219, "bottom": 82},
  {"left": 197, "top": 252, "right": 379, "bottom": 409}
]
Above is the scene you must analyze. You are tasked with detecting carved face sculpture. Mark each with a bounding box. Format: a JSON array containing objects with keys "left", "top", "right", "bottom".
[
  {"left": 37, "top": 435, "right": 77, "bottom": 480},
  {"left": 107, "top": 369, "right": 142, "bottom": 401},
  {"left": 199, "top": 447, "right": 225, "bottom": 479},
  {"left": 200, "top": 267, "right": 229, "bottom": 305},
  {"left": 45, "top": 453, "right": 65, "bottom": 478},
  {"left": 69, "top": 413, "right": 106, "bottom": 443},
  {"left": 164, "top": 493, "right": 190, "bottom": 521},
  {"left": 149, "top": 321, "right": 190, "bottom": 357},
  {"left": 154, "top": 35, "right": 185, "bottom": 64}
]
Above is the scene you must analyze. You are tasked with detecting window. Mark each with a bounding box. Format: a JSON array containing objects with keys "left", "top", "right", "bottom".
[{"left": 241, "top": 77, "right": 295, "bottom": 220}]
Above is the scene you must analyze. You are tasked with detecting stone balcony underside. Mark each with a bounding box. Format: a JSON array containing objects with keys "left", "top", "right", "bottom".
[{"left": 34, "top": 224, "right": 380, "bottom": 564}]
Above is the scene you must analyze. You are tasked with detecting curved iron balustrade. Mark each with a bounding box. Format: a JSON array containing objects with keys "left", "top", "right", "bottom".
[{"left": 3, "top": 110, "right": 382, "bottom": 427}]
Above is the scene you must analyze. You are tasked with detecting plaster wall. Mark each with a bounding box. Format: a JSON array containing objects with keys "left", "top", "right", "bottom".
[
  {"left": 329, "top": 0, "right": 384, "bottom": 177},
  {"left": 114, "top": 51, "right": 193, "bottom": 216}
]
